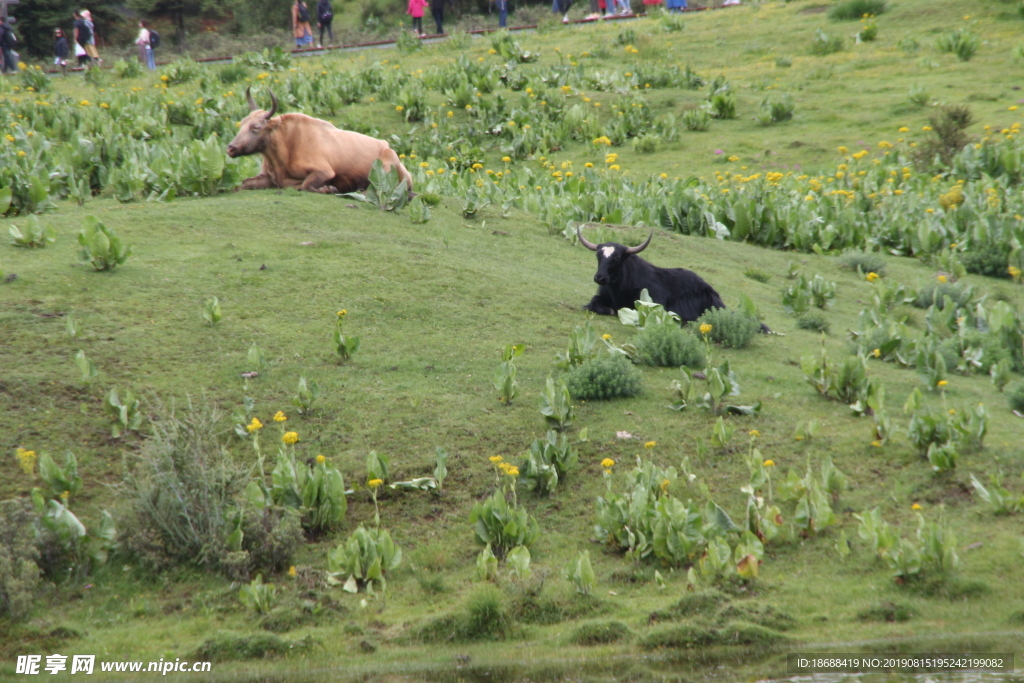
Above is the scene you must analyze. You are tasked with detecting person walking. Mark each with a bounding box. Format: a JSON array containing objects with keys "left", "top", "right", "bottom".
[
  {"left": 81, "top": 10, "right": 101, "bottom": 64},
  {"left": 407, "top": 0, "right": 428, "bottom": 35},
  {"left": 316, "top": 0, "right": 334, "bottom": 47},
  {"left": 73, "top": 11, "right": 92, "bottom": 67},
  {"left": 429, "top": 0, "right": 444, "bottom": 35},
  {"left": 292, "top": 0, "right": 314, "bottom": 48},
  {"left": 495, "top": 0, "right": 509, "bottom": 28},
  {"left": 54, "top": 28, "right": 70, "bottom": 74},
  {"left": 135, "top": 20, "right": 156, "bottom": 70},
  {"left": 0, "top": 16, "right": 18, "bottom": 74}
]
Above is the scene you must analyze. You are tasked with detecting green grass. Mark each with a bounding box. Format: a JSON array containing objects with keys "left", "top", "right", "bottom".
[{"left": 3, "top": 0, "right": 1024, "bottom": 680}]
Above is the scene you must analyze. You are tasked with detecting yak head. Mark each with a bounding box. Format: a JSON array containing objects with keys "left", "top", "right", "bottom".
[
  {"left": 226, "top": 88, "right": 279, "bottom": 158},
  {"left": 577, "top": 227, "right": 653, "bottom": 286}
]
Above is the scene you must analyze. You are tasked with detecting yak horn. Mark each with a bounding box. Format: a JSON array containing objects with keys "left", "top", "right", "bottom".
[
  {"left": 576, "top": 226, "right": 598, "bottom": 251},
  {"left": 246, "top": 86, "right": 257, "bottom": 112},
  {"left": 265, "top": 90, "right": 278, "bottom": 120},
  {"left": 625, "top": 231, "right": 653, "bottom": 255}
]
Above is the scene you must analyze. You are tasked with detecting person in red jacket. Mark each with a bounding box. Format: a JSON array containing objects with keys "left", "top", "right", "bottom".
[{"left": 407, "top": 0, "right": 429, "bottom": 35}]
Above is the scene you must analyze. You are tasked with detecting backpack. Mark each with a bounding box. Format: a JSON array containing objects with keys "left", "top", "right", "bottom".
[
  {"left": 296, "top": 3, "right": 311, "bottom": 23},
  {"left": 318, "top": 0, "right": 334, "bottom": 21},
  {"left": 1, "top": 26, "right": 16, "bottom": 49},
  {"left": 76, "top": 20, "right": 91, "bottom": 45},
  {"left": 148, "top": 30, "right": 160, "bottom": 49}
]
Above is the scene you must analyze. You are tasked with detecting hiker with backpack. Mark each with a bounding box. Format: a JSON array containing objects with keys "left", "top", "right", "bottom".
[
  {"left": 81, "top": 10, "right": 101, "bottom": 64},
  {"left": 317, "top": 0, "right": 334, "bottom": 47},
  {"left": 292, "top": 0, "right": 314, "bottom": 48},
  {"left": 73, "top": 11, "right": 92, "bottom": 67},
  {"left": 0, "top": 16, "right": 19, "bottom": 74},
  {"left": 135, "top": 19, "right": 157, "bottom": 70}
]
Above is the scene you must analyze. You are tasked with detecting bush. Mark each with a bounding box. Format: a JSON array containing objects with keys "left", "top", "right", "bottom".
[
  {"left": 1010, "top": 384, "right": 1024, "bottom": 413},
  {"left": 797, "top": 313, "right": 830, "bottom": 334},
  {"left": 639, "top": 622, "right": 788, "bottom": 650},
  {"left": 695, "top": 308, "right": 762, "bottom": 348},
  {"left": 743, "top": 267, "right": 771, "bottom": 283},
  {"left": 827, "top": 0, "right": 886, "bottom": 20},
  {"left": 838, "top": 250, "right": 887, "bottom": 277},
  {"left": 569, "top": 620, "right": 631, "bottom": 646},
  {"left": 0, "top": 500, "right": 41, "bottom": 621},
  {"left": 914, "top": 105, "right": 975, "bottom": 168},
  {"left": 681, "top": 107, "right": 711, "bottom": 132},
  {"left": 960, "top": 244, "right": 1012, "bottom": 279},
  {"left": 117, "top": 401, "right": 298, "bottom": 578},
  {"left": 632, "top": 134, "right": 660, "bottom": 154},
  {"left": 192, "top": 632, "right": 317, "bottom": 662},
  {"left": 857, "top": 601, "right": 915, "bottom": 622},
  {"left": 565, "top": 355, "right": 643, "bottom": 400},
  {"left": 775, "top": 57, "right": 792, "bottom": 68},
  {"left": 755, "top": 94, "right": 794, "bottom": 125},
  {"left": 913, "top": 282, "right": 974, "bottom": 309},
  {"left": 810, "top": 29, "right": 844, "bottom": 56},
  {"left": 218, "top": 63, "right": 249, "bottom": 84},
  {"left": 417, "top": 586, "right": 513, "bottom": 642},
  {"left": 936, "top": 28, "right": 980, "bottom": 62},
  {"left": 635, "top": 323, "right": 706, "bottom": 368}
]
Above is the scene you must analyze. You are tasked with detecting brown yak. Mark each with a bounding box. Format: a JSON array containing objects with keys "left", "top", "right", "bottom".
[{"left": 226, "top": 88, "right": 413, "bottom": 194}]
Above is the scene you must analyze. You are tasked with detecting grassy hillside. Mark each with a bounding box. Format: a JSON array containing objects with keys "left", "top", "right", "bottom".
[{"left": 3, "top": 1, "right": 1024, "bottom": 681}]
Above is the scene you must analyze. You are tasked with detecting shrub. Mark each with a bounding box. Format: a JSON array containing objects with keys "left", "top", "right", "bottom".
[
  {"left": 616, "top": 27, "right": 638, "bottom": 46},
  {"left": 113, "top": 58, "right": 142, "bottom": 79},
  {"left": 160, "top": 57, "right": 204, "bottom": 85},
  {"left": 218, "top": 63, "right": 249, "bottom": 84},
  {"left": 810, "top": 29, "right": 844, "bottom": 56},
  {"left": 857, "top": 601, "right": 915, "bottom": 622},
  {"left": 695, "top": 308, "right": 762, "bottom": 348},
  {"left": 908, "top": 84, "right": 929, "bottom": 107},
  {"left": 857, "top": 22, "right": 878, "bottom": 42},
  {"left": 915, "top": 105, "right": 975, "bottom": 167},
  {"left": 417, "top": 586, "right": 513, "bottom": 642},
  {"left": 0, "top": 500, "right": 41, "bottom": 621},
  {"left": 78, "top": 217, "right": 131, "bottom": 271},
  {"left": 1010, "top": 384, "right": 1024, "bottom": 413},
  {"left": 118, "top": 401, "right": 297, "bottom": 578},
  {"left": 797, "top": 313, "right": 830, "bottom": 334},
  {"left": 913, "top": 282, "right": 974, "bottom": 309},
  {"left": 936, "top": 28, "right": 980, "bottom": 62},
  {"left": 192, "top": 632, "right": 317, "bottom": 662},
  {"left": 775, "top": 57, "right": 792, "bottom": 68},
  {"left": 632, "top": 134, "right": 660, "bottom": 154},
  {"left": 681, "top": 107, "right": 711, "bottom": 132},
  {"left": 569, "top": 620, "right": 631, "bottom": 646},
  {"left": 635, "top": 323, "right": 706, "bottom": 368},
  {"left": 639, "top": 622, "right": 787, "bottom": 650},
  {"left": 827, "top": 0, "right": 886, "bottom": 20},
  {"left": 838, "top": 250, "right": 887, "bottom": 277},
  {"left": 744, "top": 267, "right": 771, "bottom": 283},
  {"left": 755, "top": 94, "right": 794, "bottom": 125},
  {"left": 960, "top": 244, "right": 1012, "bottom": 279},
  {"left": 709, "top": 92, "right": 737, "bottom": 119},
  {"left": 565, "top": 355, "right": 643, "bottom": 400}
]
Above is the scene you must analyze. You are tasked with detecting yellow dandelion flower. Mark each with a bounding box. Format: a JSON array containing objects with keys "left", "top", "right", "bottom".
[
  {"left": 316, "top": 454, "right": 327, "bottom": 465},
  {"left": 644, "top": 441, "right": 656, "bottom": 449},
  {"left": 395, "top": 105, "right": 404, "bottom": 112},
  {"left": 288, "top": 565, "right": 297, "bottom": 577},
  {"left": 763, "top": 459, "right": 775, "bottom": 467},
  {"left": 282, "top": 431, "right": 299, "bottom": 445},
  {"left": 699, "top": 323, "right": 713, "bottom": 335},
  {"left": 368, "top": 478, "right": 384, "bottom": 489},
  {"left": 937, "top": 275, "right": 948, "bottom": 284},
  {"left": 609, "top": 164, "right": 620, "bottom": 170},
  {"left": 490, "top": 455, "right": 503, "bottom": 464},
  {"left": 273, "top": 411, "right": 288, "bottom": 422},
  {"left": 748, "top": 430, "right": 760, "bottom": 437},
  {"left": 728, "top": 156, "right": 740, "bottom": 162},
  {"left": 602, "top": 334, "right": 612, "bottom": 341},
  {"left": 501, "top": 156, "right": 511, "bottom": 163},
  {"left": 937, "top": 380, "right": 948, "bottom": 387},
  {"left": 337, "top": 309, "right": 348, "bottom": 317},
  {"left": 505, "top": 466, "right": 519, "bottom": 477},
  {"left": 246, "top": 418, "right": 264, "bottom": 433},
  {"left": 873, "top": 348, "right": 881, "bottom": 358},
  {"left": 61, "top": 490, "right": 70, "bottom": 501},
  {"left": 871, "top": 440, "right": 882, "bottom": 447},
  {"left": 601, "top": 458, "right": 615, "bottom": 469},
  {"left": 866, "top": 271, "right": 880, "bottom": 282},
  {"left": 911, "top": 503, "right": 922, "bottom": 511},
  {"left": 898, "top": 127, "right": 909, "bottom": 133}
]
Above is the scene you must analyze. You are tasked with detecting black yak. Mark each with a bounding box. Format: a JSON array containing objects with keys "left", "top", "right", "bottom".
[{"left": 577, "top": 227, "right": 769, "bottom": 331}]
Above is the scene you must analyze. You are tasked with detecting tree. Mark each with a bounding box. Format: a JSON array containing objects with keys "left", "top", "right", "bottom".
[{"left": 126, "top": 0, "right": 237, "bottom": 48}]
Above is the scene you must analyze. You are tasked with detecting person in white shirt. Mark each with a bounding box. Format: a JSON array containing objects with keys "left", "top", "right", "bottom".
[{"left": 135, "top": 19, "right": 155, "bottom": 70}]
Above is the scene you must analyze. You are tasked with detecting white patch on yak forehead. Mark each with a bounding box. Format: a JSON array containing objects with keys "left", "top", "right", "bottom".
[{"left": 601, "top": 246, "right": 617, "bottom": 259}]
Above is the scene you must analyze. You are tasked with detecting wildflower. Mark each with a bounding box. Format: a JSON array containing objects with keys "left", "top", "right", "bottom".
[
  {"left": 728, "top": 156, "right": 740, "bottom": 162},
  {"left": 699, "top": 323, "right": 712, "bottom": 335},
  {"left": 871, "top": 440, "right": 882, "bottom": 447},
  {"left": 911, "top": 503, "right": 922, "bottom": 511},
  {"left": 368, "top": 478, "right": 384, "bottom": 489},
  {"left": 763, "top": 459, "right": 775, "bottom": 467},
  {"left": 61, "top": 490, "right": 70, "bottom": 502},
  {"left": 246, "top": 417, "right": 264, "bottom": 433},
  {"left": 609, "top": 164, "right": 620, "bottom": 170},
  {"left": 337, "top": 309, "right": 348, "bottom": 317},
  {"left": 316, "top": 454, "right": 326, "bottom": 464},
  {"left": 660, "top": 478, "right": 670, "bottom": 495},
  {"left": 937, "top": 275, "right": 948, "bottom": 284},
  {"left": 100, "top": 102, "right": 110, "bottom": 109},
  {"left": 16, "top": 448, "right": 36, "bottom": 475},
  {"left": 922, "top": 125, "right": 932, "bottom": 131},
  {"left": 282, "top": 431, "right": 299, "bottom": 445},
  {"left": 447, "top": 111, "right": 454, "bottom": 117},
  {"left": 602, "top": 334, "right": 612, "bottom": 341},
  {"left": 601, "top": 458, "right": 615, "bottom": 470},
  {"left": 4, "top": 135, "right": 13, "bottom": 142},
  {"left": 1009, "top": 266, "right": 1022, "bottom": 279},
  {"left": 873, "top": 348, "right": 881, "bottom": 358},
  {"left": 489, "top": 455, "right": 504, "bottom": 464},
  {"left": 288, "top": 566, "right": 297, "bottom": 577},
  {"left": 865, "top": 271, "right": 880, "bottom": 283},
  {"left": 274, "top": 411, "right": 288, "bottom": 422},
  {"left": 877, "top": 141, "right": 893, "bottom": 149},
  {"left": 16, "top": 151, "right": 25, "bottom": 157},
  {"left": 898, "top": 127, "right": 909, "bottom": 133},
  {"left": 937, "top": 380, "right": 948, "bottom": 387},
  {"left": 644, "top": 441, "right": 656, "bottom": 449},
  {"left": 660, "top": 173, "right": 668, "bottom": 179},
  {"left": 395, "top": 105, "right": 404, "bottom": 112},
  {"left": 749, "top": 430, "right": 760, "bottom": 437},
  {"left": 1011, "top": 106, "right": 1020, "bottom": 112},
  {"left": 160, "top": 75, "right": 169, "bottom": 82},
  {"left": 79, "top": 100, "right": 90, "bottom": 106},
  {"left": 501, "top": 156, "right": 511, "bottom": 163}
]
